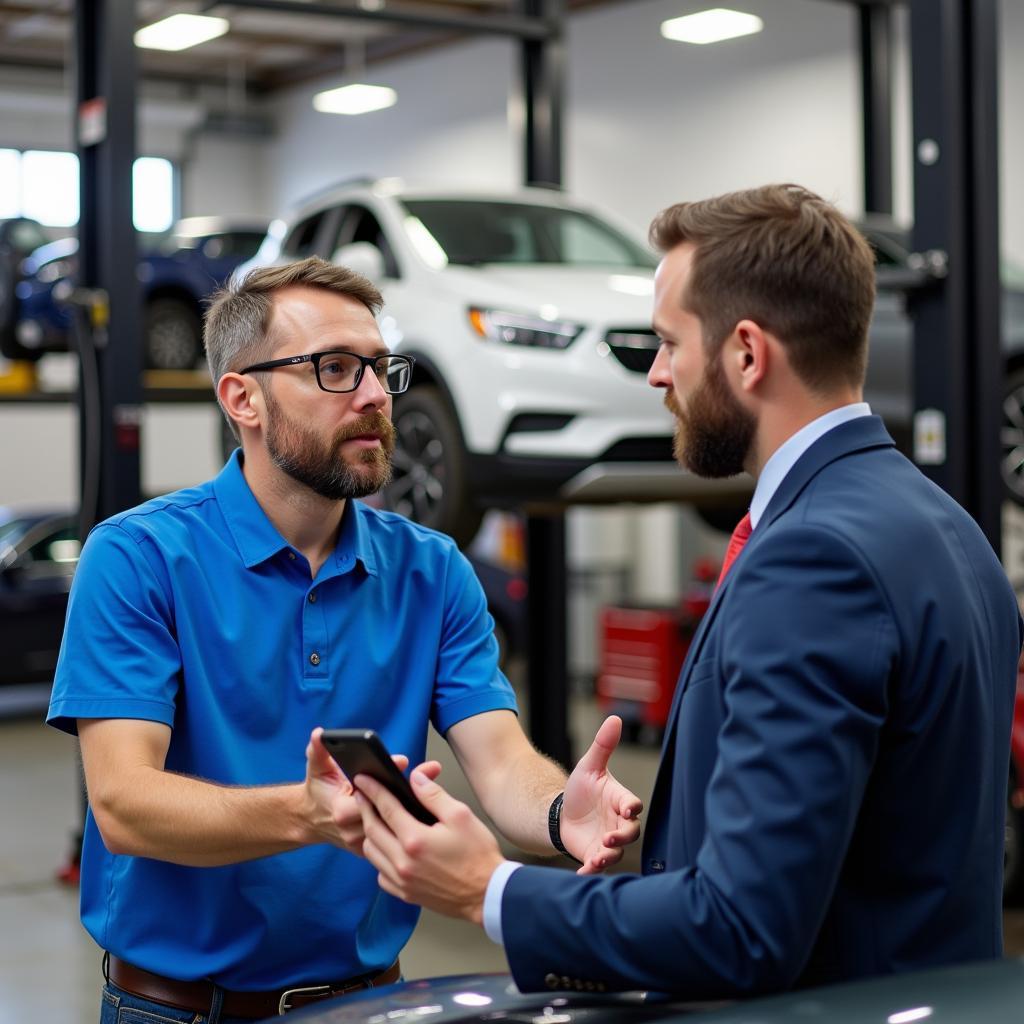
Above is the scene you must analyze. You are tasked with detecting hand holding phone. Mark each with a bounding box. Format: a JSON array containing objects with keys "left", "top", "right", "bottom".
[{"left": 320, "top": 729, "right": 438, "bottom": 825}]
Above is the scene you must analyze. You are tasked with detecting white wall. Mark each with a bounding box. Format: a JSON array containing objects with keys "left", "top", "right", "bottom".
[
  {"left": 1000, "top": 0, "right": 1024, "bottom": 267},
  {"left": 565, "top": 0, "right": 860, "bottom": 232},
  {"left": 262, "top": 38, "right": 518, "bottom": 214},
  {"left": 180, "top": 133, "right": 271, "bottom": 220}
]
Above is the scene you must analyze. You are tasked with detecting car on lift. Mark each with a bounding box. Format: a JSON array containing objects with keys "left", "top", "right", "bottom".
[
  {"left": 240, "top": 183, "right": 1024, "bottom": 547},
  {"left": 272, "top": 956, "right": 1024, "bottom": 1024},
  {"left": 8, "top": 216, "right": 267, "bottom": 369},
  {"left": 240, "top": 179, "right": 749, "bottom": 547}
]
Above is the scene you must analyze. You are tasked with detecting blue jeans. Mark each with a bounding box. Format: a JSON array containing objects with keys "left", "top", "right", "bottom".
[{"left": 100, "top": 981, "right": 257, "bottom": 1024}]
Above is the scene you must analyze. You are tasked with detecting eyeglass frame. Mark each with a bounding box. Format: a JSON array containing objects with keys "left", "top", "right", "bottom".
[{"left": 236, "top": 349, "right": 415, "bottom": 395}]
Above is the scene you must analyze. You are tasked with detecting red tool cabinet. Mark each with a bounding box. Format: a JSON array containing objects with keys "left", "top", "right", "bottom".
[{"left": 595, "top": 566, "right": 713, "bottom": 740}]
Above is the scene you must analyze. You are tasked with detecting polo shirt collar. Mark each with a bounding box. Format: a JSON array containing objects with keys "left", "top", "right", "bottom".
[
  {"left": 212, "top": 450, "right": 379, "bottom": 576},
  {"left": 336, "top": 498, "right": 379, "bottom": 577}
]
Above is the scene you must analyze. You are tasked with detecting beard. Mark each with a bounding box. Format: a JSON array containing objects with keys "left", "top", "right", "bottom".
[
  {"left": 265, "top": 397, "right": 396, "bottom": 501},
  {"left": 664, "top": 353, "right": 755, "bottom": 478}
]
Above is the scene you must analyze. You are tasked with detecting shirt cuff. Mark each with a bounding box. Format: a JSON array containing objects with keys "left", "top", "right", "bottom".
[{"left": 482, "top": 860, "right": 522, "bottom": 945}]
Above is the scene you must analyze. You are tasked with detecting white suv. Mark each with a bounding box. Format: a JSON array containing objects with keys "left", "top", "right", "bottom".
[{"left": 242, "top": 179, "right": 750, "bottom": 544}]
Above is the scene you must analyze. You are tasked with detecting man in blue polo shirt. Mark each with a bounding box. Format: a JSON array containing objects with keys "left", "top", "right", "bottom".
[{"left": 47, "top": 256, "right": 642, "bottom": 1023}]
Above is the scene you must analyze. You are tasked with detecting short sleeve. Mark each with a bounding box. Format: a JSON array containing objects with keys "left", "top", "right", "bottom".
[
  {"left": 430, "top": 547, "right": 518, "bottom": 735},
  {"left": 47, "top": 523, "right": 183, "bottom": 735}
]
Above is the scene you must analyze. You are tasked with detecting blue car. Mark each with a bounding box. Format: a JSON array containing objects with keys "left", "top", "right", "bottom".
[{"left": 11, "top": 216, "right": 267, "bottom": 370}]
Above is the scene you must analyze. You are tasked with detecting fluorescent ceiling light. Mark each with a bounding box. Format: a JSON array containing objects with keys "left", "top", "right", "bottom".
[
  {"left": 313, "top": 84, "right": 397, "bottom": 116},
  {"left": 135, "top": 14, "right": 229, "bottom": 51},
  {"left": 660, "top": 8, "right": 763, "bottom": 45}
]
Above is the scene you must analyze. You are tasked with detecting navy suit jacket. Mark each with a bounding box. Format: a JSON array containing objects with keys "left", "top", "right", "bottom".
[{"left": 502, "top": 416, "right": 1022, "bottom": 997}]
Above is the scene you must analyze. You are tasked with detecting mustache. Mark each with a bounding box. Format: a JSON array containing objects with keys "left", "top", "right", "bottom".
[
  {"left": 334, "top": 411, "right": 396, "bottom": 451},
  {"left": 664, "top": 390, "right": 682, "bottom": 418}
]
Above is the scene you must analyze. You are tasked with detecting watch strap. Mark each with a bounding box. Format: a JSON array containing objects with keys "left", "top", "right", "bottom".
[{"left": 547, "top": 792, "right": 582, "bottom": 864}]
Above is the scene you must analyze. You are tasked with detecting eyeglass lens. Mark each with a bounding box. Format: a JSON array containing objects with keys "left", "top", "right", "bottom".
[{"left": 318, "top": 352, "right": 410, "bottom": 394}]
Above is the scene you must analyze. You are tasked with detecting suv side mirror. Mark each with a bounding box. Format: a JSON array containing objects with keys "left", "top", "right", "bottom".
[{"left": 331, "top": 242, "right": 385, "bottom": 283}]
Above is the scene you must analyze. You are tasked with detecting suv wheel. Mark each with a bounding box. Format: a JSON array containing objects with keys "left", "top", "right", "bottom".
[
  {"left": 1002, "top": 367, "right": 1024, "bottom": 505},
  {"left": 383, "top": 385, "right": 483, "bottom": 547},
  {"left": 0, "top": 252, "right": 39, "bottom": 362},
  {"left": 145, "top": 297, "right": 202, "bottom": 370}
]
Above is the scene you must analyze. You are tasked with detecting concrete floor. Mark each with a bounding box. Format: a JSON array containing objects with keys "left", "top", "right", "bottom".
[{"left": 3, "top": 682, "right": 1023, "bottom": 1024}]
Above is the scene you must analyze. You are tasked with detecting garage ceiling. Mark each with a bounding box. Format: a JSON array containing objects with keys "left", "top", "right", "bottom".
[{"left": 0, "top": 0, "right": 604, "bottom": 94}]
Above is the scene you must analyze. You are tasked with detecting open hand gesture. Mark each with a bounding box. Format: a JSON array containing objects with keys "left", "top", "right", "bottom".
[{"left": 560, "top": 716, "right": 644, "bottom": 874}]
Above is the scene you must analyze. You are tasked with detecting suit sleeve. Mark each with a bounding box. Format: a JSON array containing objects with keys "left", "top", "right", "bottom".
[{"left": 501, "top": 523, "right": 898, "bottom": 997}]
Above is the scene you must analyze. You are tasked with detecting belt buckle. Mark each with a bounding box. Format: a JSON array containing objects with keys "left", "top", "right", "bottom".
[{"left": 278, "top": 984, "right": 332, "bottom": 1015}]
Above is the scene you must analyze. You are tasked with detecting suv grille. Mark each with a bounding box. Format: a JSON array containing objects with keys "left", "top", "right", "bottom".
[{"left": 604, "top": 329, "right": 659, "bottom": 374}]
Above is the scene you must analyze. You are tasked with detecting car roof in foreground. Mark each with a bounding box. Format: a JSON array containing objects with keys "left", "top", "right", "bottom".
[{"left": 276, "top": 958, "right": 1024, "bottom": 1024}]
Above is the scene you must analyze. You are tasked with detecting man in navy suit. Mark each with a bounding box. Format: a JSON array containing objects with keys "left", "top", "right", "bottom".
[{"left": 353, "top": 184, "right": 1023, "bottom": 997}]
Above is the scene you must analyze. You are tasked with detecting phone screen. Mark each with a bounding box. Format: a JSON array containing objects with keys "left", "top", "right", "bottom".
[{"left": 320, "top": 729, "right": 437, "bottom": 825}]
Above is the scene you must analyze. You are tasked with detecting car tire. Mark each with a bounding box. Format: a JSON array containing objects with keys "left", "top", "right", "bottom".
[
  {"left": 0, "top": 250, "right": 41, "bottom": 362},
  {"left": 145, "top": 297, "right": 202, "bottom": 371},
  {"left": 383, "top": 385, "right": 483, "bottom": 547},
  {"left": 1002, "top": 366, "right": 1024, "bottom": 506},
  {"left": 1006, "top": 772, "right": 1024, "bottom": 905}
]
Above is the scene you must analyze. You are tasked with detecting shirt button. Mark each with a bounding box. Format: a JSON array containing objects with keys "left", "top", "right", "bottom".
[
  {"left": 288, "top": 551, "right": 296, "bottom": 560},
  {"left": 308, "top": 592, "right": 317, "bottom": 603},
  {"left": 309, "top": 652, "right": 321, "bottom": 666},
  {"left": 649, "top": 859, "right": 665, "bottom": 873}
]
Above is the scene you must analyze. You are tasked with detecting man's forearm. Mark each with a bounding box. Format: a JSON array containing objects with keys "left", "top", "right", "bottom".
[
  {"left": 89, "top": 766, "right": 320, "bottom": 866},
  {"left": 478, "top": 746, "right": 566, "bottom": 855}
]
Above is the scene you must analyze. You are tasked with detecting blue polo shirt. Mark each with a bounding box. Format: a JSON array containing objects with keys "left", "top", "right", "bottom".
[{"left": 47, "top": 451, "right": 517, "bottom": 989}]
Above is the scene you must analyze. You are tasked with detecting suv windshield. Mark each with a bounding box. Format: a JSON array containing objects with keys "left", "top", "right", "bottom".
[{"left": 402, "top": 199, "right": 656, "bottom": 269}]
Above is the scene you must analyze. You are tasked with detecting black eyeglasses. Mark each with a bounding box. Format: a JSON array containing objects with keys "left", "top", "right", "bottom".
[{"left": 238, "top": 350, "right": 415, "bottom": 395}]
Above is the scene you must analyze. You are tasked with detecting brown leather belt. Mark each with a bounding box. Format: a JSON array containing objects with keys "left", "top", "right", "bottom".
[{"left": 107, "top": 954, "right": 401, "bottom": 1017}]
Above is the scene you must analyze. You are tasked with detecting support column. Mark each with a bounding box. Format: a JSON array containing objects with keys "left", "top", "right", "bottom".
[
  {"left": 75, "top": 0, "right": 142, "bottom": 536},
  {"left": 859, "top": 3, "right": 894, "bottom": 215},
  {"left": 520, "top": 0, "right": 571, "bottom": 765},
  {"left": 907, "top": 0, "right": 1002, "bottom": 552}
]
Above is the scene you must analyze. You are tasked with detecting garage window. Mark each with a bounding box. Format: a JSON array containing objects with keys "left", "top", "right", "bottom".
[{"left": 0, "top": 148, "right": 176, "bottom": 232}]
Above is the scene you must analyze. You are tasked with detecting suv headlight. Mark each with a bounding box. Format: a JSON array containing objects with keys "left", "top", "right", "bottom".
[{"left": 468, "top": 307, "right": 583, "bottom": 350}]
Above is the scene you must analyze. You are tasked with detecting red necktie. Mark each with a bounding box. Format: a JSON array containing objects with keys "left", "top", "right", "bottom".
[{"left": 715, "top": 511, "right": 752, "bottom": 591}]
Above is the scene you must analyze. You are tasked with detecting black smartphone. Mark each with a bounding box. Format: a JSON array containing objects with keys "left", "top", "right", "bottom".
[{"left": 320, "top": 729, "right": 437, "bottom": 825}]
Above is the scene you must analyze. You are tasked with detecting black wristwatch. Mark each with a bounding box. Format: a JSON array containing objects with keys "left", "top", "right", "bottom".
[{"left": 548, "top": 792, "right": 582, "bottom": 864}]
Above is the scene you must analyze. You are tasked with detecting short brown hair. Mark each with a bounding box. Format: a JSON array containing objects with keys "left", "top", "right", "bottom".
[
  {"left": 649, "top": 184, "right": 876, "bottom": 392},
  {"left": 203, "top": 256, "right": 384, "bottom": 388}
]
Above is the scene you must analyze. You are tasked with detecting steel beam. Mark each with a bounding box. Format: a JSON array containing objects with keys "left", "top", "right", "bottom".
[
  {"left": 907, "top": 0, "right": 1002, "bottom": 551},
  {"left": 207, "top": 0, "right": 553, "bottom": 40},
  {"left": 521, "top": 0, "right": 565, "bottom": 188},
  {"left": 859, "top": 3, "right": 894, "bottom": 214},
  {"left": 525, "top": 515, "right": 572, "bottom": 767},
  {"left": 74, "top": 0, "right": 142, "bottom": 535},
  {"left": 518, "top": 0, "right": 570, "bottom": 764}
]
